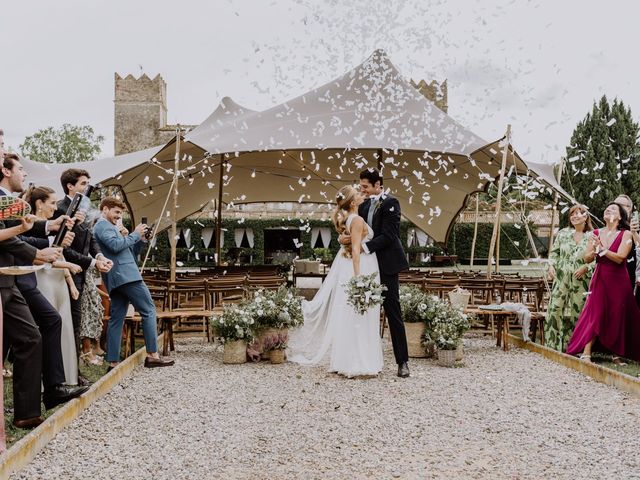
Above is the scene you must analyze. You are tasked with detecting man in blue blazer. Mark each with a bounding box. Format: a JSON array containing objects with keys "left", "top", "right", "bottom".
[{"left": 93, "top": 197, "right": 174, "bottom": 368}]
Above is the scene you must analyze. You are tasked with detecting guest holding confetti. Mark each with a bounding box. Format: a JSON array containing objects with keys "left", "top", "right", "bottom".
[{"left": 567, "top": 202, "right": 640, "bottom": 363}]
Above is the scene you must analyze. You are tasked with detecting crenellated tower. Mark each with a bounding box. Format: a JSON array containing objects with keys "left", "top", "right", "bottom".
[{"left": 114, "top": 73, "right": 176, "bottom": 155}]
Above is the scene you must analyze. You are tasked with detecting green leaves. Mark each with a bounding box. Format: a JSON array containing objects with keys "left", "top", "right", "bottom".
[
  {"left": 562, "top": 96, "right": 640, "bottom": 219},
  {"left": 20, "top": 124, "right": 104, "bottom": 163}
]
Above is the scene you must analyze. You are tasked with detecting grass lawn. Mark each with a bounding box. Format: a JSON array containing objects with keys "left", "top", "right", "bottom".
[{"left": 2, "top": 361, "right": 107, "bottom": 448}]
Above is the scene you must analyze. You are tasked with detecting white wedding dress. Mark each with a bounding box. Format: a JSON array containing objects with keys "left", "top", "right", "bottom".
[
  {"left": 288, "top": 213, "right": 383, "bottom": 377},
  {"left": 36, "top": 267, "right": 78, "bottom": 385}
]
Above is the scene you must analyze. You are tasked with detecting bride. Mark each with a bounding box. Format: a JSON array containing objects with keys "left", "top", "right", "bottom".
[{"left": 288, "top": 185, "right": 383, "bottom": 377}]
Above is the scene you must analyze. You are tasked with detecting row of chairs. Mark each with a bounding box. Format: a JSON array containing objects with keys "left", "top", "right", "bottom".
[{"left": 122, "top": 273, "right": 288, "bottom": 357}]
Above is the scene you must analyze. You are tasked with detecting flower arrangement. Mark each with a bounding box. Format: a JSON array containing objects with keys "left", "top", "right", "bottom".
[
  {"left": 210, "top": 304, "right": 255, "bottom": 344},
  {"left": 262, "top": 331, "right": 289, "bottom": 351},
  {"left": 248, "top": 286, "right": 304, "bottom": 329},
  {"left": 344, "top": 273, "right": 387, "bottom": 315},
  {"left": 399, "top": 284, "right": 433, "bottom": 323},
  {"left": 430, "top": 302, "right": 470, "bottom": 351}
]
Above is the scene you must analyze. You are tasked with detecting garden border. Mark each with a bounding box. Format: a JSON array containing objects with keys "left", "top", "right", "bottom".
[
  {"left": 508, "top": 334, "right": 640, "bottom": 399},
  {"left": 0, "top": 336, "right": 161, "bottom": 479}
]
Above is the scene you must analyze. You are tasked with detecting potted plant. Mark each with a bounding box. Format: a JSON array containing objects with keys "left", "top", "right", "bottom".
[
  {"left": 248, "top": 286, "right": 303, "bottom": 360},
  {"left": 210, "top": 304, "right": 255, "bottom": 364},
  {"left": 400, "top": 285, "right": 436, "bottom": 358},
  {"left": 262, "top": 331, "right": 289, "bottom": 364},
  {"left": 431, "top": 303, "right": 470, "bottom": 367}
]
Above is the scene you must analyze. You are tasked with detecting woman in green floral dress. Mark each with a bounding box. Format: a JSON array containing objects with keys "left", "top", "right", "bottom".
[{"left": 545, "top": 204, "right": 594, "bottom": 351}]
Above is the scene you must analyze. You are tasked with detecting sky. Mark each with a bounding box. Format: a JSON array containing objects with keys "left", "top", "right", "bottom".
[{"left": 1, "top": 0, "right": 638, "bottom": 166}]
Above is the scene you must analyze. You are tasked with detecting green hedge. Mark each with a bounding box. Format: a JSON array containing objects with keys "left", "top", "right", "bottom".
[
  {"left": 446, "top": 223, "right": 534, "bottom": 260},
  {"left": 140, "top": 217, "right": 539, "bottom": 266}
]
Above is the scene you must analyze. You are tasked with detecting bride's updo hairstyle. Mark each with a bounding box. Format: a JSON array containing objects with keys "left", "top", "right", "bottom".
[{"left": 332, "top": 185, "right": 358, "bottom": 258}]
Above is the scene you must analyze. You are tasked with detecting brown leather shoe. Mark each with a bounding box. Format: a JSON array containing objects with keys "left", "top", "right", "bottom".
[
  {"left": 13, "top": 416, "right": 45, "bottom": 429},
  {"left": 144, "top": 356, "right": 175, "bottom": 368}
]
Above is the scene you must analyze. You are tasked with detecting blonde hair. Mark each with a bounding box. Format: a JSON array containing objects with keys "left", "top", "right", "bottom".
[{"left": 332, "top": 185, "right": 359, "bottom": 258}]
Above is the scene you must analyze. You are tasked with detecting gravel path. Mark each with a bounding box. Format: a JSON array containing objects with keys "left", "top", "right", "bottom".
[{"left": 13, "top": 335, "right": 640, "bottom": 480}]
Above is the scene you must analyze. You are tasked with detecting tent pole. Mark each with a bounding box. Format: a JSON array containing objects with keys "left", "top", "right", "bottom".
[
  {"left": 547, "top": 156, "right": 565, "bottom": 254},
  {"left": 470, "top": 193, "right": 479, "bottom": 268},
  {"left": 216, "top": 155, "right": 224, "bottom": 266},
  {"left": 486, "top": 124, "right": 511, "bottom": 279},
  {"left": 170, "top": 126, "right": 181, "bottom": 283}
]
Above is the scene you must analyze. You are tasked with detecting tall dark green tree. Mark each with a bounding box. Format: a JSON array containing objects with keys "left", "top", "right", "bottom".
[
  {"left": 20, "top": 124, "right": 104, "bottom": 163},
  {"left": 562, "top": 96, "right": 640, "bottom": 219}
]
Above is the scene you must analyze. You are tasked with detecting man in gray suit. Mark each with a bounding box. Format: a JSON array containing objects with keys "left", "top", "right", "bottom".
[{"left": 93, "top": 197, "right": 174, "bottom": 369}]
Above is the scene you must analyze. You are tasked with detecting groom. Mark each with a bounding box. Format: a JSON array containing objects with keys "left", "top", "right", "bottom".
[{"left": 342, "top": 169, "right": 410, "bottom": 378}]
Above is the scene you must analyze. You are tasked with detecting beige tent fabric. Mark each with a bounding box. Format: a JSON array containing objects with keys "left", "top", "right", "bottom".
[{"left": 24, "top": 50, "right": 572, "bottom": 245}]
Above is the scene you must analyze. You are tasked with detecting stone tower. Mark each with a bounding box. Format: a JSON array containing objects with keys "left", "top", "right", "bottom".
[
  {"left": 114, "top": 73, "right": 176, "bottom": 155},
  {"left": 410, "top": 79, "right": 448, "bottom": 113}
]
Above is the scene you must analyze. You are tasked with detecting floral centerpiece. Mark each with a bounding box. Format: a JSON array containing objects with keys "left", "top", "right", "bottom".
[
  {"left": 400, "top": 284, "right": 438, "bottom": 357},
  {"left": 211, "top": 304, "right": 255, "bottom": 364},
  {"left": 245, "top": 286, "right": 302, "bottom": 361},
  {"left": 430, "top": 301, "right": 470, "bottom": 367},
  {"left": 344, "top": 273, "right": 387, "bottom": 315},
  {"left": 249, "top": 286, "right": 303, "bottom": 329}
]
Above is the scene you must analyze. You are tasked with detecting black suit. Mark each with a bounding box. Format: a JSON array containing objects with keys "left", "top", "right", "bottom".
[
  {"left": 0, "top": 223, "right": 44, "bottom": 420},
  {"left": 55, "top": 196, "right": 103, "bottom": 347},
  {"left": 360, "top": 194, "right": 409, "bottom": 364},
  {"left": 1, "top": 195, "right": 67, "bottom": 392}
]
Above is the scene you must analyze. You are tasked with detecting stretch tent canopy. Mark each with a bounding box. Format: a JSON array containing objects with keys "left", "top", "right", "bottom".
[{"left": 25, "top": 50, "right": 571, "bottom": 245}]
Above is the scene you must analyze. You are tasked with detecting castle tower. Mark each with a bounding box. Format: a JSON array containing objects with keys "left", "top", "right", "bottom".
[
  {"left": 410, "top": 79, "right": 448, "bottom": 113},
  {"left": 114, "top": 73, "right": 169, "bottom": 155}
]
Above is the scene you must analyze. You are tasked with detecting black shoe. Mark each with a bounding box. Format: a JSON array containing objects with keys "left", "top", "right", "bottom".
[
  {"left": 43, "top": 384, "right": 90, "bottom": 410},
  {"left": 77, "top": 375, "right": 92, "bottom": 387},
  {"left": 397, "top": 362, "right": 410, "bottom": 378}
]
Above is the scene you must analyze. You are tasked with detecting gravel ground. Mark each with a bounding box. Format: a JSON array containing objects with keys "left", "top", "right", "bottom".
[{"left": 12, "top": 334, "right": 640, "bottom": 480}]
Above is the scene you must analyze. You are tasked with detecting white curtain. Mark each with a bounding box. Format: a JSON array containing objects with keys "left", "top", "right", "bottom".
[
  {"left": 219, "top": 230, "right": 225, "bottom": 249},
  {"left": 234, "top": 229, "right": 244, "bottom": 248},
  {"left": 246, "top": 228, "right": 254, "bottom": 248},
  {"left": 407, "top": 228, "right": 416, "bottom": 247},
  {"left": 320, "top": 227, "right": 331, "bottom": 248},
  {"left": 150, "top": 235, "right": 157, "bottom": 248},
  {"left": 311, "top": 227, "right": 320, "bottom": 248},
  {"left": 415, "top": 228, "right": 429, "bottom": 247},
  {"left": 201, "top": 227, "right": 214, "bottom": 248},
  {"left": 182, "top": 228, "right": 192, "bottom": 248}
]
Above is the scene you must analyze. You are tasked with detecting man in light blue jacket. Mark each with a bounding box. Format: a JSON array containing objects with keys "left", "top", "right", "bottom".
[{"left": 93, "top": 197, "right": 174, "bottom": 369}]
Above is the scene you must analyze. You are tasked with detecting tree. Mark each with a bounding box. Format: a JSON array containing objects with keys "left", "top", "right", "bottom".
[
  {"left": 20, "top": 124, "right": 104, "bottom": 163},
  {"left": 561, "top": 96, "right": 640, "bottom": 219}
]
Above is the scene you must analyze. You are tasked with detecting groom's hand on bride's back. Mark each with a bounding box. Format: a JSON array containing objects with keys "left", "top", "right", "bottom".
[{"left": 338, "top": 233, "right": 352, "bottom": 245}]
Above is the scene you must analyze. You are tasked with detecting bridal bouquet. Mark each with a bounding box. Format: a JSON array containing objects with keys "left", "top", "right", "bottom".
[{"left": 344, "top": 273, "right": 387, "bottom": 315}]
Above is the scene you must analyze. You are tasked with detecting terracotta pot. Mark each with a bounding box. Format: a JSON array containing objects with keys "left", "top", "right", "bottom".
[
  {"left": 437, "top": 348, "right": 456, "bottom": 367},
  {"left": 270, "top": 349, "right": 286, "bottom": 364},
  {"left": 405, "top": 322, "right": 427, "bottom": 358},
  {"left": 223, "top": 340, "right": 247, "bottom": 364}
]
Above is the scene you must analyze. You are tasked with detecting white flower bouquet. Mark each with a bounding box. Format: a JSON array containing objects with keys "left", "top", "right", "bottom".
[
  {"left": 210, "top": 304, "right": 255, "bottom": 344},
  {"left": 344, "top": 272, "right": 387, "bottom": 315}
]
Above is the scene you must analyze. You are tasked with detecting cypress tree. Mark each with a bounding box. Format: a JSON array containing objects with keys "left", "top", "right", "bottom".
[{"left": 562, "top": 96, "right": 640, "bottom": 219}]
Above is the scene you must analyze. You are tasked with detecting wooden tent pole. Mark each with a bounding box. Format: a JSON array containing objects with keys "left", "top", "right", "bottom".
[
  {"left": 470, "top": 193, "right": 480, "bottom": 267},
  {"left": 216, "top": 155, "right": 225, "bottom": 266},
  {"left": 486, "top": 125, "right": 512, "bottom": 278},
  {"left": 170, "top": 126, "right": 181, "bottom": 283}
]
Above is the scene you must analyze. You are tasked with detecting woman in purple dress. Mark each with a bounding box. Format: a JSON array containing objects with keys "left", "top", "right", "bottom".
[{"left": 566, "top": 202, "right": 640, "bottom": 362}]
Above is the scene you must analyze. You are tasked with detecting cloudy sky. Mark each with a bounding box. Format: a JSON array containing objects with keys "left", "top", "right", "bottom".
[{"left": 1, "top": 0, "right": 638, "bottom": 165}]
